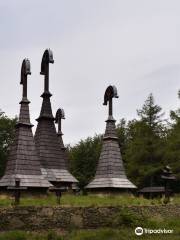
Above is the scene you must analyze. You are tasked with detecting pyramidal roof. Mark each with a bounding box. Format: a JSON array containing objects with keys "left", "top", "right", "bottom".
[
  {"left": 34, "top": 49, "right": 77, "bottom": 184},
  {"left": 0, "top": 59, "right": 52, "bottom": 188},
  {"left": 55, "top": 108, "right": 70, "bottom": 169},
  {"left": 86, "top": 85, "right": 136, "bottom": 190}
]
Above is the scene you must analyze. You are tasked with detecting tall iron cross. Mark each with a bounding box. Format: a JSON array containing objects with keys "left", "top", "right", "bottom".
[
  {"left": 40, "top": 49, "right": 54, "bottom": 93},
  {"left": 103, "top": 85, "right": 119, "bottom": 117},
  {"left": 55, "top": 108, "right": 65, "bottom": 134},
  {"left": 20, "top": 59, "right": 31, "bottom": 98}
]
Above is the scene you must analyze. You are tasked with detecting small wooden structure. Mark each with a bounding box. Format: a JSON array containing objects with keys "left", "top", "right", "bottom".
[
  {"left": 138, "top": 166, "right": 176, "bottom": 199},
  {"left": 138, "top": 186, "right": 165, "bottom": 198},
  {"left": 161, "top": 165, "right": 176, "bottom": 202},
  {"left": 7, "top": 178, "right": 27, "bottom": 205}
]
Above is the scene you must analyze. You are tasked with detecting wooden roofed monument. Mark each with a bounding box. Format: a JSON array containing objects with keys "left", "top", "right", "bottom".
[
  {"left": 86, "top": 85, "right": 136, "bottom": 192},
  {"left": 34, "top": 49, "right": 78, "bottom": 188},
  {"left": 0, "top": 59, "right": 52, "bottom": 190},
  {"left": 55, "top": 108, "right": 69, "bottom": 169}
]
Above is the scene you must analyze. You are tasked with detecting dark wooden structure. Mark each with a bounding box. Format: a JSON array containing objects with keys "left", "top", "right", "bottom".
[
  {"left": 138, "top": 186, "right": 165, "bottom": 198},
  {"left": 55, "top": 108, "right": 78, "bottom": 189},
  {"left": 55, "top": 108, "right": 68, "bottom": 167},
  {"left": 7, "top": 178, "right": 27, "bottom": 205},
  {"left": 0, "top": 59, "right": 52, "bottom": 189},
  {"left": 49, "top": 178, "right": 67, "bottom": 204},
  {"left": 86, "top": 85, "right": 136, "bottom": 192},
  {"left": 34, "top": 49, "right": 78, "bottom": 188},
  {"left": 138, "top": 166, "right": 176, "bottom": 199},
  {"left": 161, "top": 165, "right": 176, "bottom": 201}
]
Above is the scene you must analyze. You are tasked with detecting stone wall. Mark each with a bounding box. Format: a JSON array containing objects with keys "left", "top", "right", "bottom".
[{"left": 0, "top": 205, "right": 179, "bottom": 231}]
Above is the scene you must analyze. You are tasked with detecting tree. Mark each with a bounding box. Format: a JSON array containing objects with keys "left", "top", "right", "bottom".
[
  {"left": 69, "top": 135, "right": 102, "bottom": 189},
  {"left": 0, "top": 110, "right": 16, "bottom": 176},
  {"left": 163, "top": 92, "right": 180, "bottom": 192},
  {"left": 116, "top": 118, "right": 128, "bottom": 156},
  {"left": 124, "top": 94, "right": 166, "bottom": 188},
  {"left": 137, "top": 93, "right": 164, "bottom": 133}
]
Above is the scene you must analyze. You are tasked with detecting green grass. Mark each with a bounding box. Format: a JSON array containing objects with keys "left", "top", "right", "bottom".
[
  {"left": 69, "top": 227, "right": 180, "bottom": 240},
  {"left": 0, "top": 193, "right": 180, "bottom": 207},
  {"left": 0, "top": 222, "right": 179, "bottom": 240}
]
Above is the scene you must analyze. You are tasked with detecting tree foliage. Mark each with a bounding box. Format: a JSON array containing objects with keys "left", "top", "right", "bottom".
[
  {"left": 124, "top": 94, "right": 166, "bottom": 187},
  {"left": 0, "top": 110, "right": 16, "bottom": 177},
  {"left": 163, "top": 92, "right": 180, "bottom": 191},
  {"left": 69, "top": 135, "right": 102, "bottom": 189}
]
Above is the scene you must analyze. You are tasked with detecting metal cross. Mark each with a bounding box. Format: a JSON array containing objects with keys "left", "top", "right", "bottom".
[
  {"left": 20, "top": 59, "right": 31, "bottom": 99},
  {"left": 40, "top": 49, "right": 54, "bottom": 93},
  {"left": 55, "top": 108, "right": 65, "bottom": 135},
  {"left": 103, "top": 85, "right": 119, "bottom": 118}
]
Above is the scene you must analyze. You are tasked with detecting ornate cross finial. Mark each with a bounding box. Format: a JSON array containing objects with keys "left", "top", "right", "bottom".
[
  {"left": 20, "top": 59, "right": 31, "bottom": 99},
  {"left": 55, "top": 108, "right": 65, "bottom": 135},
  {"left": 103, "top": 85, "right": 119, "bottom": 118},
  {"left": 40, "top": 49, "right": 54, "bottom": 93}
]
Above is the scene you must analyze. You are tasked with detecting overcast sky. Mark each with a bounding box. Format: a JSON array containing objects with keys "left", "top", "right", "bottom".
[{"left": 0, "top": 0, "right": 180, "bottom": 145}]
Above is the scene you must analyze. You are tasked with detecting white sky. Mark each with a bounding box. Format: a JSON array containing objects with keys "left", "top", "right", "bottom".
[{"left": 0, "top": 0, "right": 180, "bottom": 145}]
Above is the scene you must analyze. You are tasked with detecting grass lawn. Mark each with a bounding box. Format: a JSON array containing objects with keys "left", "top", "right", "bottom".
[
  {"left": 0, "top": 193, "right": 180, "bottom": 207},
  {"left": 0, "top": 224, "right": 179, "bottom": 240}
]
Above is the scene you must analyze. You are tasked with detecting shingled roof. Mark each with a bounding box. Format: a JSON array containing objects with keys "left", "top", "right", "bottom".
[
  {"left": 0, "top": 59, "right": 52, "bottom": 189},
  {"left": 138, "top": 186, "right": 165, "bottom": 193},
  {"left": 55, "top": 109, "right": 78, "bottom": 186},
  {"left": 86, "top": 85, "right": 136, "bottom": 190},
  {"left": 55, "top": 109, "right": 69, "bottom": 168},
  {"left": 34, "top": 49, "right": 78, "bottom": 185}
]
